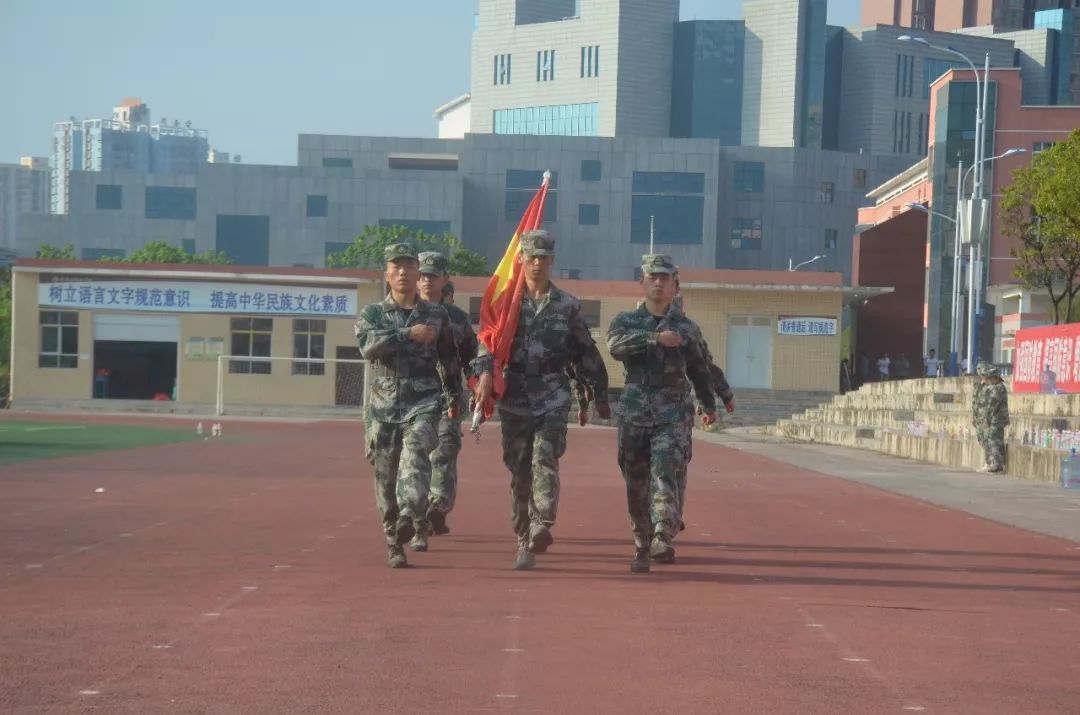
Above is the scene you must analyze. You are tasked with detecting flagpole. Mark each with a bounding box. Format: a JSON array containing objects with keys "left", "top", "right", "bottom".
[{"left": 650, "top": 215, "right": 655, "bottom": 254}]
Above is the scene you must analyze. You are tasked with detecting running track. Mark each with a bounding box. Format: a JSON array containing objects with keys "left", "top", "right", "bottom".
[{"left": 1, "top": 414, "right": 1078, "bottom": 714}]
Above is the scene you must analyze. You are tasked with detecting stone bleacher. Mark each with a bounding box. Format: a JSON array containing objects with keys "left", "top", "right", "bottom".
[{"left": 774, "top": 377, "right": 1080, "bottom": 484}]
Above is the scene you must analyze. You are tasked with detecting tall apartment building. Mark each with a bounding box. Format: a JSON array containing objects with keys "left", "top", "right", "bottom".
[
  {"left": 51, "top": 98, "right": 209, "bottom": 214},
  {"left": 468, "top": 0, "right": 678, "bottom": 137},
  {"left": 0, "top": 158, "right": 50, "bottom": 251},
  {"left": 741, "top": 0, "right": 828, "bottom": 148},
  {"left": 670, "top": 20, "right": 745, "bottom": 144}
]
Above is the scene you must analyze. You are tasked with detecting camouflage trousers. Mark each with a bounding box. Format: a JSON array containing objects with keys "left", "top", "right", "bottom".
[
  {"left": 428, "top": 416, "right": 463, "bottom": 516},
  {"left": 366, "top": 414, "right": 440, "bottom": 546},
  {"left": 617, "top": 419, "right": 693, "bottom": 544},
  {"left": 500, "top": 410, "right": 567, "bottom": 544},
  {"left": 976, "top": 423, "right": 1006, "bottom": 470}
]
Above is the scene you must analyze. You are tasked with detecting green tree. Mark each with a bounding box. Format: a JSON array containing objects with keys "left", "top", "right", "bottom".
[
  {"left": 327, "top": 224, "right": 488, "bottom": 276},
  {"left": 1002, "top": 129, "right": 1080, "bottom": 324},
  {"left": 124, "top": 240, "right": 231, "bottom": 265},
  {"left": 35, "top": 244, "right": 77, "bottom": 259}
]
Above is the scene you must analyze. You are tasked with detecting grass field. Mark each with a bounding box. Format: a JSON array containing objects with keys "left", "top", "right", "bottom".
[{"left": 0, "top": 420, "right": 202, "bottom": 467}]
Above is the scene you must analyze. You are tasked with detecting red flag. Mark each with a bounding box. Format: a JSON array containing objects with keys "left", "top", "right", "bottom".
[{"left": 471, "top": 173, "right": 551, "bottom": 418}]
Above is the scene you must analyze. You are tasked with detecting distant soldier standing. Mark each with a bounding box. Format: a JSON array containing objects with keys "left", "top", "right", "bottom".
[
  {"left": 474, "top": 229, "right": 611, "bottom": 570},
  {"left": 973, "top": 362, "right": 1010, "bottom": 473},
  {"left": 417, "top": 251, "right": 478, "bottom": 543},
  {"left": 355, "top": 242, "right": 461, "bottom": 568},
  {"left": 607, "top": 254, "right": 717, "bottom": 573}
]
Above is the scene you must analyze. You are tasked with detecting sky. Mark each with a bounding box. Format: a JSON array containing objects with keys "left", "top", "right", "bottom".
[{"left": 1, "top": 0, "right": 861, "bottom": 166}]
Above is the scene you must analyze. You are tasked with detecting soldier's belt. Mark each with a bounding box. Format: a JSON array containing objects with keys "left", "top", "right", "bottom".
[
  {"left": 506, "top": 359, "right": 565, "bottom": 377},
  {"left": 624, "top": 372, "right": 685, "bottom": 388},
  {"left": 368, "top": 363, "right": 438, "bottom": 380}
]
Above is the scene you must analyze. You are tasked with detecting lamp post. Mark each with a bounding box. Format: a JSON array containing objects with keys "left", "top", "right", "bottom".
[
  {"left": 907, "top": 198, "right": 964, "bottom": 374},
  {"left": 789, "top": 254, "right": 826, "bottom": 271},
  {"left": 899, "top": 36, "right": 990, "bottom": 373}
]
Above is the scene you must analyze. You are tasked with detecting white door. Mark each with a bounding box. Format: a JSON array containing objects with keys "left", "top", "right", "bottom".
[{"left": 726, "top": 316, "right": 772, "bottom": 388}]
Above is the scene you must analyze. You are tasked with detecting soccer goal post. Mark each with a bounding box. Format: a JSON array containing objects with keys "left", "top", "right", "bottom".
[{"left": 215, "top": 355, "right": 369, "bottom": 417}]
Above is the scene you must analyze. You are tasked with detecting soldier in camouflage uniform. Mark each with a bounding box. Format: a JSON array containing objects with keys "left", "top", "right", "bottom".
[
  {"left": 417, "top": 252, "right": 479, "bottom": 544},
  {"left": 607, "top": 255, "right": 718, "bottom": 573},
  {"left": 972, "top": 362, "right": 1009, "bottom": 473},
  {"left": 474, "top": 230, "right": 611, "bottom": 570},
  {"left": 355, "top": 242, "right": 462, "bottom": 568}
]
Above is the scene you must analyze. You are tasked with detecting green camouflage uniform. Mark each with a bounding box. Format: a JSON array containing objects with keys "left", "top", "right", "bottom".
[
  {"left": 973, "top": 363, "right": 1009, "bottom": 471},
  {"left": 608, "top": 255, "right": 717, "bottom": 547},
  {"left": 418, "top": 252, "right": 479, "bottom": 520},
  {"left": 355, "top": 243, "right": 462, "bottom": 546},
  {"left": 474, "top": 231, "right": 610, "bottom": 548}
]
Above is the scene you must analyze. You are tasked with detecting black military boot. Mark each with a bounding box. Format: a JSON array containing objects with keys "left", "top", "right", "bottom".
[
  {"left": 387, "top": 544, "right": 408, "bottom": 569},
  {"left": 630, "top": 547, "right": 651, "bottom": 574},
  {"left": 529, "top": 524, "right": 554, "bottom": 554},
  {"left": 428, "top": 509, "right": 450, "bottom": 535},
  {"left": 649, "top": 534, "right": 675, "bottom": 564},
  {"left": 394, "top": 517, "right": 415, "bottom": 546},
  {"left": 514, "top": 544, "right": 536, "bottom": 571}
]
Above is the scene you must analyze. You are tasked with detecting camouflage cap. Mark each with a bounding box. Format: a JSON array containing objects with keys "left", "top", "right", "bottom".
[
  {"left": 641, "top": 253, "right": 677, "bottom": 275},
  {"left": 520, "top": 229, "right": 555, "bottom": 257},
  {"left": 384, "top": 241, "right": 418, "bottom": 263},
  {"left": 418, "top": 251, "right": 449, "bottom": 275},
  {"left": 976, "top": 361, "right": 1001, "bottom": 377}
]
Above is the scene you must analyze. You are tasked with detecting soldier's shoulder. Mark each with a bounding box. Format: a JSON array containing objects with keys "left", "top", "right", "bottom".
[
  {"left": 421, "top": 299, "right": 450, "bottom": 318},
  {"left": 610, "top": 308, "right": 644, "bottom": 326},
  {"left": 358, "top": 302, "right": 386, "bottom": 320},
  {"left": 445, "top": 303, "right": 470, "bottom": 324},
  {"left": 551, "top": 284, "right": 581, "bottom": 311}
]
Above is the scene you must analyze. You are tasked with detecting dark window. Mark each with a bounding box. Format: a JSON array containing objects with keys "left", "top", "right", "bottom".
[
  {"left": 733, "top": 161, "right": 764, "bottom": 193},
  {"left": 292, "top": 319, "right": 326, "bottom": 375},
  {"left": 505, "top": 170, "right": 558, "bottom": 222},
  {"left": 388, "top": 155, "right": 459, "bottom": 171},
  {"left": 580, "top": 299, "right": 601, "bottom": 328},
  {"left": 306, "top": 194, "right": 329, "bottom": 217},
  {"left": 559, "top": 268, "right": 582, "bottom": 279},
  {"left": 494, "top": 53, "right": 512, "bottom": 85},
  {"left": 730, "top": 217, "right": 763, "bottom": 250},
  {"left": 145, "top": 186, "right": 196, "bottom": 219},
  {"left": 377, "top": 219, "right": 452, "bottom": 236},
  {"left": 182, "top": 239, "right": 196, "bottom": 254},
  {"left": 824, "top": 228, "right": 838, "bottom": 250},
  {"left": 321, "top": 157, "right": 353, "bottom": 168},
  {"left": 632, "top": 171, "right": 705, "bottom": 194},
  {"left": 39, "top": 310, "right": 78, "bottom": 368},
  {"left": 216, "top": 215, "right": 270, "bottom": 266},
  {"left": 325, "top": 241, "right": 352, "bottom": 266},
  {"left": 630, "top": 195, "right": 704, "bottom": 245},
  {"left": 468, "top": 296, "right": 482, "bottom": 324},
  {"left": 580, "top": 159, "right": 602, "bottom": 181},
  {"left": 853, "top": 168, "right": 867, "bottom": 189},
  {"left": 820, "top": 181, "right": 835, "bottom": 204},
  {"left": 95, "top": 184, "right": 122, "bottom": 210},
  {"left": 580, "top": 45, "right": 600, "bottom": 77},
  {"left": 229, "top": 317, "right": 273, "bottom": 374},
  {"left": 578, "top": 203, "right": 600, "bottom": 225},
  {"left": 536, "top": 49, "right": 556, "bottom": 81},
  {"left": 81, "top": 248, "right": 125, "bottom": 261}
]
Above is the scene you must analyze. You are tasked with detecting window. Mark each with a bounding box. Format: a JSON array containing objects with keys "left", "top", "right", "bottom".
[
  {"left": 733, "top": 161, "right": 764, "bottom": 193},
  {"left": 321, "top": 157, "right": 353, "bottom": 168},
  {"left": 580, "top": 299, "right": 601, "bottom": 328},
  {"left": 292, "top": 319, "right": 326, "bottom": 375},
  {"left": 494, "top": 53, "right": 512, "bottom": 85},
  {"left": 229, "top": 317, "right": 272, "bottom": 374},
  {"left": 824, "top": 228, "right": 838, "bottom": 250},
  {"left": 895, "top": 54, "right": 915, "bottom": 98},
  {"left": 505, "top": 170, "right": 558, "bottom": 222},
  {"left": 145, "top": 186, "right": 196, "bottom": 219},
  {"left": 853, "top": 168, "right": 867, "bottom": 189},
  {"left": 923, "top": 58, "right": 965, "bottom": 99},
  {"left": 580, "top": 45, "right": 599, "bottom": 77},
  {"left": 468, "top": 296, "right": 482, "bottom": 324},
  {"left": 730, "top": 218, "right": 763, "bottom": 250},
  {"left": 820, "top": 181, "right": 835, "bottom": 204},
  {"left": 306, "top": 194, "right": 329, "bottom": 217},
  {"left": 1033, "top": 141, "right": 1058, "bottom": 155},
  {"left": 578, "top": 203, "right": 600, "bottom": 225},
  {"left": 493, "top": 103, "right": 598, "bottom": 136},
  {"left": 388, "top": 155, "right": 458, "bottom": 171},
  {"left": 377, "top": 219, "right": 452, "bottom": 236},
  {"left": 559, "top": 268, "right": 582, "bottom": 280},
  {"left": 81, "top": 248, "right": 125, "bottom": 261},
  {"left": 216, "top": 215, "right": 270, "bottom": 266},
  {"left": 630, "top": 171, "right": 705, "bottom": 245},
  {"left": 536, "top": 49, "right": 556, "bottom": 81},
  {"left": 39, "top": 311, "right": 78, "bottom": 368},
  {"left": 95, "top": 184, "right": 122, "bottom": 210},
  {"left": 325, "top": 241, "right": 351, "bottom": 266},
  {"left": 580, "top": 159, "right": 602, "bottom": 181}
]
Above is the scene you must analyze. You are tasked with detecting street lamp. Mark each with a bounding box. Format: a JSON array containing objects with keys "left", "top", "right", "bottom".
[
  {"left": 904, "top": 202, "right": 955, "bottom": 224},
  {"left": 789, "top": 254, "right": 826, "bottom": 271}
]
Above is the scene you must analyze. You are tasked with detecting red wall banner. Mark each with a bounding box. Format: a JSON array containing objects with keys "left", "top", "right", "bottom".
[{"left": 1012, "top": 323, "right": 1080, "bottom": 393}]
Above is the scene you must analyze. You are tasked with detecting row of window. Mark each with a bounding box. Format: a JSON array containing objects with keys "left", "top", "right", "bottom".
[
  {"left": 493, "top": 102, "right": 599, "bottom": 137},
  {"left": 732, "top": 161, "right": 859, "bottom": 195},
  {"left": 730, "top": 223, "right": 841, "bottom": 252},
  {"left": 893, "top": 110, "right": 930, "bottom": 156},
  {"left": 492, "top": 46, "right": 599, "bottom": 85},
  {"left": 95, "top": 185, "right": 197, "bottom": 219}
]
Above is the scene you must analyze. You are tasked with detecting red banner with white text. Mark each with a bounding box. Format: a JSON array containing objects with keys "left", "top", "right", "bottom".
[{"left": 1012, "top": 323, "right": 1080, "bottom": 393}]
